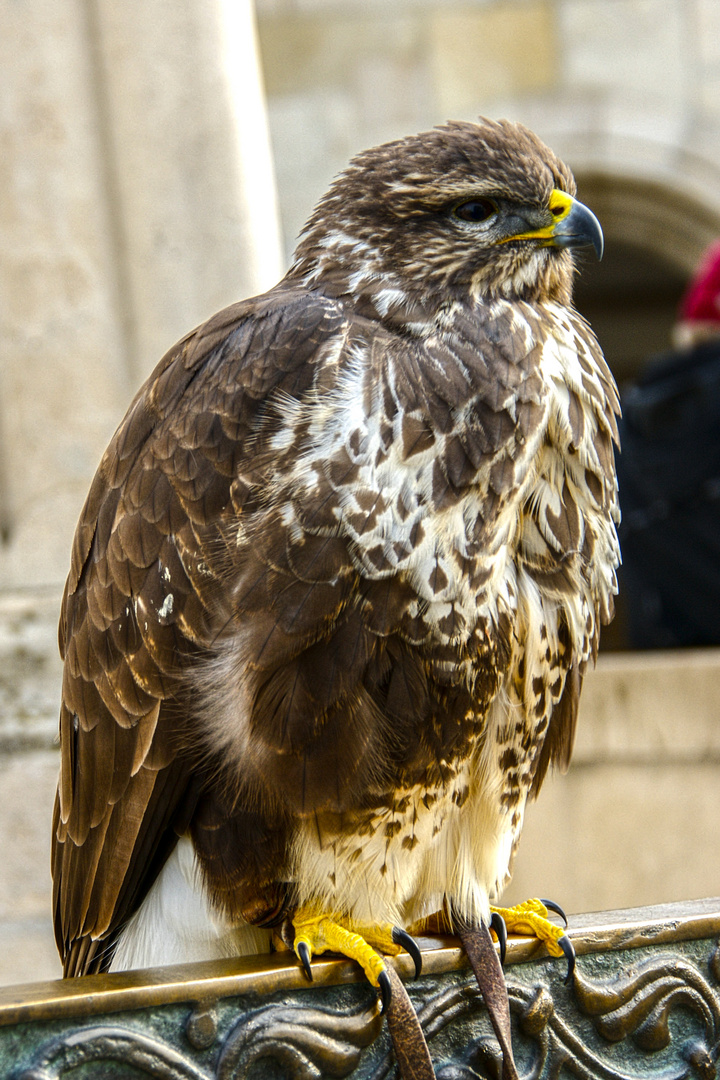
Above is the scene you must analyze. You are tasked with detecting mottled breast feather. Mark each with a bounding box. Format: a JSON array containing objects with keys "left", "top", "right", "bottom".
[{"left": 187, "top": 293, "right": 619, "bottom": 923}]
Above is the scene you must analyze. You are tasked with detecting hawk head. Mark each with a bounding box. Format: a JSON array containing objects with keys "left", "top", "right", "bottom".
[{"left": 290, "top": 117, "right": 602, "bottom": 325}]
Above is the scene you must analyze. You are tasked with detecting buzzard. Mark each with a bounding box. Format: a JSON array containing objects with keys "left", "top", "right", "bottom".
[{"left": 53, "top": 119, "right": 619, "bottom": 1019}]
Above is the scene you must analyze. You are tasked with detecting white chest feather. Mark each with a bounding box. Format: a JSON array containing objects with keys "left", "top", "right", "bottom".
[{"left": 110, "top": 837, "right": 271, "bottom": 972}]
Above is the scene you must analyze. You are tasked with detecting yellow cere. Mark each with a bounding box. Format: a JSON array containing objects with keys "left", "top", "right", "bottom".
[{"left": 501, "top": 188, "right": 575, "bottom": 244}]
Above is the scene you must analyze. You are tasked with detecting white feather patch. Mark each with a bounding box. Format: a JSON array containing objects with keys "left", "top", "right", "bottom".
[{"left": 109, "top": 837, "right": 271, "bottom": 972}]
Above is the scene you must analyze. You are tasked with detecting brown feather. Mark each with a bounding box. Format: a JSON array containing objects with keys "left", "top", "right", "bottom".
[
  {"left": 53, "top": 119, "right": 619, "bottom": 975},
  {"left": 530, "top": 663, "right": 583, "bottom": 797}
]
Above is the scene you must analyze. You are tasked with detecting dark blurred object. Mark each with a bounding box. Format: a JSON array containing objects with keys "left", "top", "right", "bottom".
[
  {"left": 573, "top": 240, "right": 687, "bottom": 386},
  {"left": 617, "top": 243, "right": 720, "bottom": 648}
]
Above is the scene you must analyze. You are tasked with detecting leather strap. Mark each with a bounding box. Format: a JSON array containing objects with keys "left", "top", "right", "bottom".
[
  {"left": 385, "top": 963, "right": 437, "bottom": 1080},
  {"left": 459, "top": 923, "right": 519, "bottom": 1080}
]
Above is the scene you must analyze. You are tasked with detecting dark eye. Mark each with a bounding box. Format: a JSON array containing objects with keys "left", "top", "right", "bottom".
[{"left": 453, "top": 198, "right": 496, "bottom": 223}]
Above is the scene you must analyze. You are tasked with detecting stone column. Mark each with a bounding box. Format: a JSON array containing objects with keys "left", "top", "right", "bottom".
[
  {"left": 89, "top": 0, "right": 283, "bottom": 381},
  {"left": 0, "top": 0, "right": 281, "bottom": 592}
]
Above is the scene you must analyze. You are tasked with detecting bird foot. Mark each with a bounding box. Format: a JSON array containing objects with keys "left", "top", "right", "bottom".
[
  {"left": 291, "top": 907, "right": 422, "bottom": 1012},
  {"left": 490, "top": 898, "right": 575, "bottom": 982}
]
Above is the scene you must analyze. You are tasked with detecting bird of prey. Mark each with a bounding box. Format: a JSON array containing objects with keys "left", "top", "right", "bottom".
[{"left": 53, "top": 117, "right": 619, "bottom": 1027}]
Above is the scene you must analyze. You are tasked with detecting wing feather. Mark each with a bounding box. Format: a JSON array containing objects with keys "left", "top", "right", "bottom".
[
  {"left": 529, "top": 662, "right": 583, "bottom": 798},
  {"left": 53, "top": 288, "right": 348, "bottom": 973}
]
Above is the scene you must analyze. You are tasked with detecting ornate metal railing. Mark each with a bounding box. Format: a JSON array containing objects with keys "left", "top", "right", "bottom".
[{"left": 1, "top": 898, "right": 718, "bottom": 1080}]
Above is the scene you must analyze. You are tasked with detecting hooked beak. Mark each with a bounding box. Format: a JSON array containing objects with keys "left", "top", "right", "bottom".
[{"left": 503, "top": 189, "right": 604, "bottom": 260}]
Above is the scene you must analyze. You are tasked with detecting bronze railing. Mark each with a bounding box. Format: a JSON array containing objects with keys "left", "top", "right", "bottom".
[{"left": 1, "top": 898, "right": 718, "bottom": 1079}]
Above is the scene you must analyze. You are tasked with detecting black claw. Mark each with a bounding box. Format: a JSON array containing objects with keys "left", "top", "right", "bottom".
[
  {"left": 392, "top": 926, "right": 423, "bottom": 978},
  {"left": 297, "top": 941, "right": 313, "bottom": 981},
  {"left": 540, "top": 898, "right": 568, "bottom": 927},
  {"left": 377, "top": 969, "right": 392, "bottom": 1014},
  {"left": 489, "top": 912, "right": 507, "bottom": 967},
  {"left": 558, "top": 934, "right": 576, "bottom": 985}
]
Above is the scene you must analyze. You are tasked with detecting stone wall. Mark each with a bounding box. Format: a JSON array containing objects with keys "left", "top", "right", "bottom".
[{"left": 0, "top": 591, "right": 63, "bottom": 985}]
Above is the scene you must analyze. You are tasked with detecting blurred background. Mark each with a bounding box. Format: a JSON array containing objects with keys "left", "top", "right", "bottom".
[{"left": 1, "top": 0, "right": 719, "bottom": 986}]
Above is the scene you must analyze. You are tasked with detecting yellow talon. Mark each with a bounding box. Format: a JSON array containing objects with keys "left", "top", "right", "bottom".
[
  {"left": 490, "top": 898, "right": 566, "bottom": 957},
  {"left": 292, "top": 907, "right": 400, "bottom": 988}
]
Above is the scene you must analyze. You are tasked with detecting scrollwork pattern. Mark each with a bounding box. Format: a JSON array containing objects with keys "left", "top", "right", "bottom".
[
  {"left": 432, "top": 948, "right": 720, "bottom": 1080},
  {"left": 16, "top": 1023, "right": 210, "bottom": 1080},
  {"left": 216, "top": 1000, "right": 383, "bottom": 1080}
]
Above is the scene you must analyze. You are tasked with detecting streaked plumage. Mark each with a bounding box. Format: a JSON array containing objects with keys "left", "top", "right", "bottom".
[{"left": 52, "top": 118, "right": 620, "bottom": 977}]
